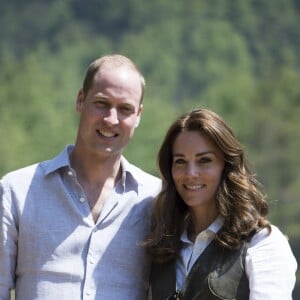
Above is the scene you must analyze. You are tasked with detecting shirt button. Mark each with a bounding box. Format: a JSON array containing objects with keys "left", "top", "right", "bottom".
[
  {"left": 79, "top": 197, "right": 85, "bottom": 203},
  {"left": 89, "top": 257, "right": 95, "bottom": 264},
  {"left": 67, "top": 170, "right": 73, "bottom": 176}
]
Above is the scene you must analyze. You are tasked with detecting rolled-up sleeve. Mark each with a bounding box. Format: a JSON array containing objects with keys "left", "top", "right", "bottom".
[{"left": 0, "top": 181, "right": 18, "bottom": 299}]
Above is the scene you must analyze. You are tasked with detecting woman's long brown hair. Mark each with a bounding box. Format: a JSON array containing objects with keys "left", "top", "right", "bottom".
[{"left": 144, "top": 108, "right": 271, "bottom": 263}]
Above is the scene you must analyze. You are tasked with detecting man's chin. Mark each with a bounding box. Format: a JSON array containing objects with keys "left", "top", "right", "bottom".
[{"left": 95, "top": 146, "right": 123, "bottom": 158}]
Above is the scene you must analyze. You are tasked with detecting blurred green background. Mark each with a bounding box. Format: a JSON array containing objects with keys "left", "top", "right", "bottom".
[{"left": 1, "top": 0, "right": 299, "bottom": 298}]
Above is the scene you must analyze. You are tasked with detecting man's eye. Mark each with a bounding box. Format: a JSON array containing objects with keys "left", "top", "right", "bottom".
[
  {"left": 120, "top": 106, "right": 134, "bottom": 114},
  {"left": 94, "top": 101, "right": 107, "bottom": 108}
]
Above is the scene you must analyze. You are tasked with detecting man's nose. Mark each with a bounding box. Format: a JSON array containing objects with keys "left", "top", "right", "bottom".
[{"left": 103, "top": 107, "right": 119, "bottom": 125}]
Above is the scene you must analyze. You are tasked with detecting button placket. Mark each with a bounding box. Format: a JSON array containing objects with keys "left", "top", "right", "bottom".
[{"left": 83, "top": 228, "right": 98, "bottom": 299}]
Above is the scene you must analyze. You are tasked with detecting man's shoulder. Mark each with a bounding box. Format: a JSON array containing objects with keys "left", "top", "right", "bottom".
[
  {"left": 1, "top": 146, "right": 71, "bottom": 184},
  {"left": 122, "top": 158, "right": 161, "bottom": 191},
  {"left": 128, "top": 165, "right": 161, "bottom": 199},
  {"left": 126, "top": 162, "right": 160, "bottom": 183},
  {"left": 0, "top": 162, "right": 45, "bottom": 196},
  {"left": 1, "top": 162, "right": 41, "bottom": 181},
  {"left": 132, "top": 164, "right": 159, "bottom": 179}
]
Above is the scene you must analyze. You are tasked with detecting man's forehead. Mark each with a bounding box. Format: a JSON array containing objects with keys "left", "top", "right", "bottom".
[{"left": 93, "top": 67, "right": 141, "bottom": 93}]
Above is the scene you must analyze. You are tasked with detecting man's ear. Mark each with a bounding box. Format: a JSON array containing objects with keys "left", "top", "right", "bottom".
[
  {"left": 76, "top": 89, "right": 85, "bottom": 112},
  {"left": 134, "top": 104, "right": 143, "bottom": 128},
  {"left": 134, "top": 117, "right": 141, "bottom": 128}
]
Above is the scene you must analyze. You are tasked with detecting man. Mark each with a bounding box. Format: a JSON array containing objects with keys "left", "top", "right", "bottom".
[{"left": 0, "top": 54, "right": 161, "bottom": 299}]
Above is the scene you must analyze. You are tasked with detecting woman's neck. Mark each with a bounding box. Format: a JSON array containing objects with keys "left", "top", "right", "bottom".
[{"left": 188, "top": 208, "right": 219, "bottom": 242}]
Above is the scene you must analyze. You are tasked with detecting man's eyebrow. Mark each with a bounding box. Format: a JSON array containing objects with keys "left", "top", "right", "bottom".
[{"left": 92, "top": 94, "right": 107, "bottom": 100}]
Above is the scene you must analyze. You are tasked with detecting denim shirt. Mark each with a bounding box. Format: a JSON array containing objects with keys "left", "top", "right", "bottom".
[{"left": 0, "top": 145, "right": 161, "bottom": 300}]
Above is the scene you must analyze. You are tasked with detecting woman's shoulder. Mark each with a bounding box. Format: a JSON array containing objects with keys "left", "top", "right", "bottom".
[{"left": 248, "top": 224, "right": 293, "bottom": 252}]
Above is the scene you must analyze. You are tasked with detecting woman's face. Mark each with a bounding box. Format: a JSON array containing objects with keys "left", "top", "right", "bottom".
[{"left": 172, "top": 130, "right": 225, "bottom": 213}]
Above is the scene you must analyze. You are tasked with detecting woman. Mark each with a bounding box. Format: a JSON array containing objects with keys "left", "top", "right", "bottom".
[{"left": 145, "top": 108, "right": 297, "bottom": 299}]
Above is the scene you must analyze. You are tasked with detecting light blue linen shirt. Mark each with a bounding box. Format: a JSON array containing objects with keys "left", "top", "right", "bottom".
[{"left": 0, "top": 145, "right": 161, "bottom": 300}]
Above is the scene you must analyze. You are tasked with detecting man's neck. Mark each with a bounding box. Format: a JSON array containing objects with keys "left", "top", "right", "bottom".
[
  {"left": 70, "top": 147, "right": 122, "bottom": 186},
  {"left": 70, "top": 147, "right": 123, "bottom": 222}
]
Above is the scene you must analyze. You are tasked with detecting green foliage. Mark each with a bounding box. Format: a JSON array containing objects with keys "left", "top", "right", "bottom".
[
  {"left": 124, "top": 98, "right": 178, "bottom": 175},
  {"left": 1, "top": 0, "right": 300, "bottom": 296}
]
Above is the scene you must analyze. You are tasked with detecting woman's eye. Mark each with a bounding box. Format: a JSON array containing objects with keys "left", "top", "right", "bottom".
[
  {"left": 173, "top": 158, "right": 185, "bottom": 165},
  {"left": 199, "top": 157, "right": 212, "bottom": 163}
]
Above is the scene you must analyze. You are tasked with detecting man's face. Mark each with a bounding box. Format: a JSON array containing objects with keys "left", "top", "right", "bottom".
[{"left": 76, "top": 66, "right": 143, "bottom": 159}]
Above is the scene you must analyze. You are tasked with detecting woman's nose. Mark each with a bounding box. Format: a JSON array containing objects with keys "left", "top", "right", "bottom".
[{"left": 186, "top": 163, "right": 199, "bottom": 176}]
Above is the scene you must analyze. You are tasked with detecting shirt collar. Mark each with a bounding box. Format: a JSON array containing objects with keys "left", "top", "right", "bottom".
[
  {"left": 119, "top": 156, "right": 139, "bottom": 193},
  {"left": 42, "top": 145, "right": 140, "bottom": 192},
  {"left": 181, "top": 215, "right": 225, "bottom": 243},
  {"left": 120, "top": 156, "right": 156, "bottom": 193},
  {"left": 208, "top": 215, "right": 224, "bottom": 234},
  {"left": 42, "top": 144, "right": 73, "bottom": 176}
]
